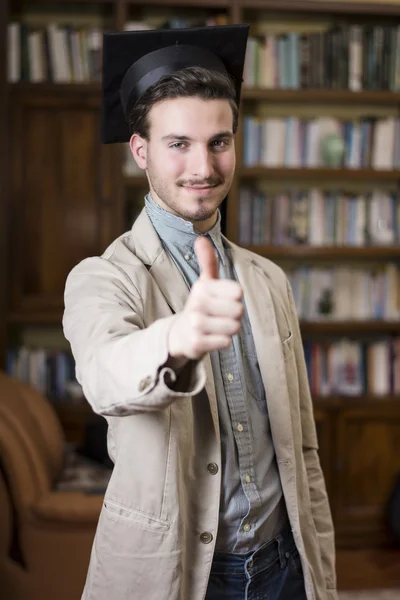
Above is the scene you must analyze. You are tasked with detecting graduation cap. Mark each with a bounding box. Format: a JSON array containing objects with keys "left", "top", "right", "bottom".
[{"left": 101, "top": 24, "right": 249, "bottom": 144}]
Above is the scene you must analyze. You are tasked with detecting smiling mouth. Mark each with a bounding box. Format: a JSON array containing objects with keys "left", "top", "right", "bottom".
[
  {"left": 185, "top": 185, "right": 214, "bottom": 189},
  {"left": 182, "top": 183, "right": 220, "bottom": 189}
]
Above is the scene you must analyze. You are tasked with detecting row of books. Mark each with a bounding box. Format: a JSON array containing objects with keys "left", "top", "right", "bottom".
[
  {"left": 123, "top": 15, "right": 228, "bottom": 31},
  {"left": 9, "top": 18, "right": 400, "bottom": 91},
  {"left": 304, "top": 338, "right": 400, "bottom": 397},
  {"left": 288, "top": 265, "right": 400, "bottom": 322},
  {"left": 238, "top": 188, "right": 400, "bottom": 247},
  {"left": 6, "top": 347, "right": 82, "bottom": 403},
  {"left": 244, "top": 25, "right": 400, "bottom": 91},
  {"left": 7, "top": 22, "right": 102, "bottom": 83},
  {"left": 242, "top": 116, "right": 400, "bottom": 170},
  {"left": 6, "top": 338, "right": 399, "bottom": 401},
  {"left": 7, "top": 15, "right": 228, "bottom": 83}
]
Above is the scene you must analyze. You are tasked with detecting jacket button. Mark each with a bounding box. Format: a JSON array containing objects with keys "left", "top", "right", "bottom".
[
  {"left": 199, "top": 532, "right": 213, "bottom": 544},
  {"left": 207, "top": 463, "right": 218, "bottom": 475}
]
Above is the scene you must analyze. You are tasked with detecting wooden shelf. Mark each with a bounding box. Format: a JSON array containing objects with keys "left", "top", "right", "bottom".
[
  {"left": 10, "top": 82, "right": 101, "bottom": 95},
  {"left": 8, "top": 313, "right": 400, "bottom": 333},
  {"left": 313, "top": 395, "right": 400, "bottom": 409},
  {"left": 7, "top": 312, "right": 63, "bottom": 325},
  {"left": 11, "top": 85, "right": 400, "bottom": 105},
  {"left": 125, "top": 0, "right": 230, "bottom": 5},
  {"left": 239, "top": 167, "right": 400, "bottom": 181},
  {"left": 17, "top": 0, "right": 113, "bottom": 4},
  {"left": 246, "top": 245, "right": 400, "bottom": 259},
  {"left": 242, "top": 0, "right": 400, "bottom": 16},
  {"left": 21, "top": 0, "right": 400, "bottom": 13},
  {"left": 242, "top": 88, "right": 400, "bottom": 104},
  {"left": 21, "top": 0, "right": 229, "bottom": 5},
  {"left": 300, "top": 320, "right": 400, "bottom": 334}
]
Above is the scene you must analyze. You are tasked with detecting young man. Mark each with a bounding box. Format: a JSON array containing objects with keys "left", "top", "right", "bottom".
[{"left": 63, "top": 25, "right": 337, "bottom": 600}]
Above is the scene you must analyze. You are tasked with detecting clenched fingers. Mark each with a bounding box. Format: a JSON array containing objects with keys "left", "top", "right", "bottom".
[{"left": 190, "top": 313, "right": 242, "bottom": 337}]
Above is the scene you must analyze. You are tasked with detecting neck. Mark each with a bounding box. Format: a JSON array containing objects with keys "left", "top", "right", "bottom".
[
  {"left": 193, "top": 212, "right": 218, "bottom": 234},
  {"left": 148, "top": 188, "right": 219, "bottom": 234}
]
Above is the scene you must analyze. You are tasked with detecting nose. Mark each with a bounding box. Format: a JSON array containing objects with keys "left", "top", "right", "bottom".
[{"left": 189, "top": 145, "right": 215, "bottom": 180}]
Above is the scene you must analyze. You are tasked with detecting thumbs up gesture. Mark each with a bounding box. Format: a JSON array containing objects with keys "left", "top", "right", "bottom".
[{"left": 168, "top": 236, "right": 244, "bottom": 363}]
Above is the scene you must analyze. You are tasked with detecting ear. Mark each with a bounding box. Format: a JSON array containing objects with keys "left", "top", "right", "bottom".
[{"left": 129, "top": 133, "right": 147, "bottom": 170}]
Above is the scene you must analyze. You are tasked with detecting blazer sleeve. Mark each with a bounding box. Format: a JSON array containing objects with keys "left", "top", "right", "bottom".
[
  {"left": 63, "top": 256, "right": 206, "bottom": 417},
  {"left": 286, "top": 277, "right": 338, "bottom": 598}
]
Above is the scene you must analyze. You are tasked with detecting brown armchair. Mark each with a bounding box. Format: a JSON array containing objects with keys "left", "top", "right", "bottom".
[{"left": 0, "top": 371, "right": 104, "bottom": 600}]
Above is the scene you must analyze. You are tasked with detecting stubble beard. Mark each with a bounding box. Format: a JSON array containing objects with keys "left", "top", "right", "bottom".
[{"left": 147, "top": 168, "right": 227, "bottom": 223}]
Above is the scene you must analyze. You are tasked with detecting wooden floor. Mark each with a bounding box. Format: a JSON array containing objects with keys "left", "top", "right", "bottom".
[{"left": 337, "top": 548, "right": 400, "bottom": 590}]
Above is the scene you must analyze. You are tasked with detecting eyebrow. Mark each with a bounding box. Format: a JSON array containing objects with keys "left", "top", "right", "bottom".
[{"left": 161, "top": 131, "right": 234, "bottom": 142}]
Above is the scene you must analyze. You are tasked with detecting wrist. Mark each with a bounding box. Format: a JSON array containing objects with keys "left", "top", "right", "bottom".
[
  {"left": 167, "top": 315, "right": 189, "bottom": 368},
  {"left": 165, "top": 354, "right": 189, "bottom": 372}
]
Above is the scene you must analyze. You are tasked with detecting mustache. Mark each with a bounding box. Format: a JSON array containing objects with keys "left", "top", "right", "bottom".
[{"left": 177, "top": 178, "right": 223, "bottom": 187}]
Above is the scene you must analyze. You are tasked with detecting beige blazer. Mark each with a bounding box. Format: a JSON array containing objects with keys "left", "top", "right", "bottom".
[{"left": 63, "top": 209, "right": 337, "bottom": 600}]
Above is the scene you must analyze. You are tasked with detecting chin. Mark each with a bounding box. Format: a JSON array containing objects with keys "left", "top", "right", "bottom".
[{"left": 189, "top": 200, "right": 221, "bottom": 220}]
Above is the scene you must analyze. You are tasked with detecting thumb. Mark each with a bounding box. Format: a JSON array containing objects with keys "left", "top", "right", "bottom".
[{"left": 195, "top": 236, "right": 219, "bottom": 280}]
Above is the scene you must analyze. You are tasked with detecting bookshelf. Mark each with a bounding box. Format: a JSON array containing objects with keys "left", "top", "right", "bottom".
[
  {"left": 246, "top": 246, "right": 400, "bottom": 259},
  {"left": 0, "top": 1, "right": 7, "bottom": 371},
  {"left": 238, "top": 167, "right": 400, "bottom": 180},
  {"left": 300, "top": 321, "right": 400, "bottom": 334},
  {"left": 1, "top": 0, "right": 400, "bottom": 550},
  {"left": 243, "top": 88, "right": 400, "bottom": 102}
]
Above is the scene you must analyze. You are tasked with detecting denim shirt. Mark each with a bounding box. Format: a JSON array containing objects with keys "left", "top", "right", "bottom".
[{"left": 145, "top": 194, "right": 287, "bottom": 553}]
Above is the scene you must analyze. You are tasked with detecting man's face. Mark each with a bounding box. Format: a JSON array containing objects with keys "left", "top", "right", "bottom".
[{"left": 130, "top": 97, "right": 236, "bottom": 232}]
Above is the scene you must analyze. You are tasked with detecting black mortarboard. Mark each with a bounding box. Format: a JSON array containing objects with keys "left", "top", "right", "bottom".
[{"left": 101, "top": 24, "right": 249, "bottom": 144}]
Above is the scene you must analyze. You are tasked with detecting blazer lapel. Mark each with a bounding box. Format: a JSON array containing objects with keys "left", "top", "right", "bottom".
[
  {"left": 131, "top": 209, "right": 220, "bottom": 440},
  {"left": 150, "top": 250, "right": 190, "bottom": 315},
  {"left": 131, "top": 209, "right": 190, "bottom": 315},
  {"left": 228, "top": 243, "right": 295, "bottom": 464}
]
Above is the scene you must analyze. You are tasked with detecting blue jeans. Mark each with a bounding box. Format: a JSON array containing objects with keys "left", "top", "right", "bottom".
[{"left": 205, "top": 522, "right": 307, "bottom": 600}]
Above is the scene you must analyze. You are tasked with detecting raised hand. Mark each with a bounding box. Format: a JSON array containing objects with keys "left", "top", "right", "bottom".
[{"left": 168, "top": 236, "right": 244, "bottom": 362}]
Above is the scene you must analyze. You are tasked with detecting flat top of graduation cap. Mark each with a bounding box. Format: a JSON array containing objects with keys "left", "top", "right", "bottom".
[{"left": 101, "top": 24, "right": 249, "bottom": 144}]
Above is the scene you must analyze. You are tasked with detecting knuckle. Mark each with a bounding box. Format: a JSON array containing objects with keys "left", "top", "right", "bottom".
[
  {"left": 190, "top": 286, "right": 205, "bottom": 310},
  {"left": 229, "top": 324, "right": 240, "bottom": 337},
  {"left": 233, "top": 283, "right": 243, "bottom": 299},
  {"left": 224, "top": 281, "right": 242, "bottom": 300},
  {"left": 195, "top": 279, "right": 208, "bottom": 294},
  {"left": 221, "top": 336, "right": 232, "bottom": 349},
  {"left": 190, "top": 312, "right": 204, "bottom": 332},
  {"left": 191, "top": 336, "right": 203, "bottom": 357},
  {"left": 232, "top": 319, "right": 241, "bottom": 332},
  {"left": 235, "top": 303, "right": 244, "bottom": 318}
]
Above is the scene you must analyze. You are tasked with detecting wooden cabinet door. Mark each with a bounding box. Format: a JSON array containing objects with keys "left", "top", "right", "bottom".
[
  {"left": 9, "top": 87, "right": 123, "bottom": 320},
  {"left": 334, "top": 404, "right": 400, "bottom": 547}
]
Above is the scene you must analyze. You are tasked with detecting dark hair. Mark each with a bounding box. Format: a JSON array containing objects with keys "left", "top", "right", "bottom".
[{"left": 128, "top": 66, "right": 239, "bottom": 139}]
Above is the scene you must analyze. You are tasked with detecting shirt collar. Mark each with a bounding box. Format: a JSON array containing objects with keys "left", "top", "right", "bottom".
[{"left": 144, "top": 192, "right": 226, "bottom": 265}]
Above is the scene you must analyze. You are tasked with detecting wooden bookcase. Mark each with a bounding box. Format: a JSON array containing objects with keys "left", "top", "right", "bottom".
[
  {"left": 1, "top": 0, "right": 400, "bottom": 549},
  {"left": 0, "top": 1, "right": 8, "bottom": 371}
]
